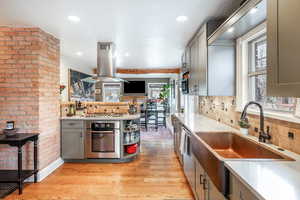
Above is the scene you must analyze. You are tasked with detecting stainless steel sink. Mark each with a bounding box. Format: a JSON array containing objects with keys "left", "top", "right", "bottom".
[{"left": 191, "top": 131, "right": 293, "bottom": 197}]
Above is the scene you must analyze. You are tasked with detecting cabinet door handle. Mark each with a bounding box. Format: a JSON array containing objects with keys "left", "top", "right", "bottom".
[
  {"left": 239, "top": 191, "right": 244, "bottom": 200},
  {"left": 186, "top": 136, "right": 191, "bottom": 156},
  {"left": 203, "top": 178, "right": 208, "bottom": 190},
  {"left": 200, "top": 174, "right": 204, "bottom": 184}
]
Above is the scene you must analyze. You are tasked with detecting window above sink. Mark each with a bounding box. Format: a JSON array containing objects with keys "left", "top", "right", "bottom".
[{"left": 236, "top": 22, "right": 300, "bottom": 122}]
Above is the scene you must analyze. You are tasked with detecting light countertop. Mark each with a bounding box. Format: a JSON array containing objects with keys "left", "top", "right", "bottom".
[
  {"left": 173, "top": 113, "right": 300, "bottom": 200},
  {"left": 61, "top": 114, "right": 140, "bottom": 121},
  {"left": 174, "top": 113, "right": 238, "bottom": 133}
]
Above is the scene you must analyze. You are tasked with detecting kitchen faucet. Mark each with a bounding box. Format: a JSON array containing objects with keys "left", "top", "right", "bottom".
[{"left": 240, "top": 101, "right": 271, "bottom": 143}]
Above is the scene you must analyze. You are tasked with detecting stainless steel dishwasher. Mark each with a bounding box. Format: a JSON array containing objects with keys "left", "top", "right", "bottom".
[{"left": 182, "top": 126, "right": 196, "bottom": 196}]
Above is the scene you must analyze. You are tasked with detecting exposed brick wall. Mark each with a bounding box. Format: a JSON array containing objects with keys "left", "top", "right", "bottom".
[
  {"left": 37, "top": 30, "right": 60, "bottom": 169},
  {"left": 0, "top": 27, "right": 60, "bottom": 170}
]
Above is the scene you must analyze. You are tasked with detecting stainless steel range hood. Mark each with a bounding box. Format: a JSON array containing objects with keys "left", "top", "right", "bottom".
[{"left": 84, "top": 42, "right": 125, "bottom": 83}]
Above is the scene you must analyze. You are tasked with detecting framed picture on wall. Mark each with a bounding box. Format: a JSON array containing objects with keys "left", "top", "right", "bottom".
[{"left": 68, "top": 69, "right": 95, "bottom": 101}]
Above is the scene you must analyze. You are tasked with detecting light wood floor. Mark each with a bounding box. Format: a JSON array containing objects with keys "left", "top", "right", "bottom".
[{"left": 5, "top": 128, "right": 194, "bottom": 200}]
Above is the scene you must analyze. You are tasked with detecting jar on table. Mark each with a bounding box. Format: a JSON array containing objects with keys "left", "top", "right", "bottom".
[
  {"left": 125, "top": 132, "right": 130, "bottom": 143},
  {"left": 131, "top": 132, "right": 135, "bottom": 141}
]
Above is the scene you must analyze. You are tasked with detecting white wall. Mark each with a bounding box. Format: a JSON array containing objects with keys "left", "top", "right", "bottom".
[
  {"left": 183, "top": 95, "right": 199, "bottom": 114},
  {"left": 60, "top": 55, "right": 93, "bottom": 101}
]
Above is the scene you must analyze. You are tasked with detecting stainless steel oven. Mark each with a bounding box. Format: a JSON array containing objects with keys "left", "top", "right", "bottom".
[{"left": 85, "top": 121, "right": 120, "bottom": 158}]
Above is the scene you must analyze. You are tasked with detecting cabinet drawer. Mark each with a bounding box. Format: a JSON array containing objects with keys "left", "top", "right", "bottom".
[{"left": 62, "top": 120, "right": 84, "bottom": 129}]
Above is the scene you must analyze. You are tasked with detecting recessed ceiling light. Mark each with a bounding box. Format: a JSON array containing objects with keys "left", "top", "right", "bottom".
[
  {"left": 250, "top": 7, "right": 258, "bottom": 14},
  {"left": 124, "top": 52, "right": 130, "bottom": 57},
  {"left": 176, "top": 16, "right": 188, "bottom": 23},
  {"left": 227, "top": 27, "right": 234, "bottom": 33},
  {"left": 76, "top": 51, "right": 83, "bottom": 56},
  {"left": 68, "top": 16, "right": 80, "bottom": 23}
]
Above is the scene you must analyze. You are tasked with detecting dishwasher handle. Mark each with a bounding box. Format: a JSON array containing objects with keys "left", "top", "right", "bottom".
[
  {"left": 185, "top": 134, "right": 191, "bottom": 156},
  {"left": 182, "top": 126, "right": 192, "bottom": 136}
]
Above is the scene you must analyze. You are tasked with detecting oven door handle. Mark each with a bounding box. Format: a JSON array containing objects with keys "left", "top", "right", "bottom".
[
  {"left": 96, "top": 134, "right": 105, "bottom": 139},
  {"left": 90, "top": 131, "right": 114, "bottom": 133}
]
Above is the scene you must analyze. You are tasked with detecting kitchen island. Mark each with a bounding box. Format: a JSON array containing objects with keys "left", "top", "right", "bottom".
[{"left": 61, "top": 114, "right": 141, "bottom": 163}]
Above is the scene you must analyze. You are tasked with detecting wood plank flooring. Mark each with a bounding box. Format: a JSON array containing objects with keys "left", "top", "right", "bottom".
[{"left": 4, "top": 128, "right": 194, "bottom": 200}]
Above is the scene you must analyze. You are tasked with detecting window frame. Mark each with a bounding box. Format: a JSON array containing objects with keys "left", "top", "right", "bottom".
[
  {"left": 236, "top": 22, "right": 300, "bottom": 122},
  {"left": 102, "top": 82, "right": 121, "bottom": 102},
  {"left": 248, "top": 35, "right": 267, "bottom": 104}
]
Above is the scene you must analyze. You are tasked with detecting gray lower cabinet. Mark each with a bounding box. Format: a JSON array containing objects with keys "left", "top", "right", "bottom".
[
  {"left": 267, "top": 0, "right": 300, "bottom": 97},
  {"left": 61, "top": 129, "right": 84, "bottom": 159},
  {"left": 207, "top": 175, "right": 226, "bottom": 200},
  {"left": 229, "top": 173, "right": 259, "bottom": 200},
  {"left": 194, "top": 157, "right": 227, "bottom": 200},
  {"left": 195, "top": 158, "right": 207, "bottom": 200},
  {"left": 61, "top": 120, "right": 85, "bottom": 159}
]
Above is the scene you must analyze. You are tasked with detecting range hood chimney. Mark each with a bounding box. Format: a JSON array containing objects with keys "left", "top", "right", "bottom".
[{"left": 85, "top": 42, "right": 125, "bottom": 83}]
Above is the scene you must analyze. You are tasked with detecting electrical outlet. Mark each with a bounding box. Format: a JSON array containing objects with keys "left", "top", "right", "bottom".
[{"left": 288, "top": 132, "right": 294, "bottom": 140}]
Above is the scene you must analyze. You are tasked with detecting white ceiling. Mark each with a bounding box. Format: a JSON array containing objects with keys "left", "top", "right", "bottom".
[{"left": 0, "top": 0, "right": 239, "bottom": 70}]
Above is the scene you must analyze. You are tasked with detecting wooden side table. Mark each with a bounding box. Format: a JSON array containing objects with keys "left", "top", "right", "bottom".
[{"left": 0, "top": 133, "right": 39, "bottom": 195}]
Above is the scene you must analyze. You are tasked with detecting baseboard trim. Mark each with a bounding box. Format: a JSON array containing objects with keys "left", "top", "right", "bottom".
[{"left": 26, "top": 157, "right": 64, "bottom": 182}]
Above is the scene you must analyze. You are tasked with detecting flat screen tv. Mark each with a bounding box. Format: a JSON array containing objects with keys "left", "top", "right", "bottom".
[{"left": 124, "top": 81, "right": 145, "bottom": 93}]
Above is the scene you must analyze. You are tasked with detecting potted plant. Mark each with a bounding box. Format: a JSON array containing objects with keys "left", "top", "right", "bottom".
[
  {"left": 159, "top": 84, "right": 171, "bottom": 112},
  {"left": 159, "top": 84, "right": 170, "bottom": 101},
  {"left": 60, "top": 85, "right": 66, "bottom": 94},
  {"left": 238, "top": 118, "right": 250, "bottom": 135}
]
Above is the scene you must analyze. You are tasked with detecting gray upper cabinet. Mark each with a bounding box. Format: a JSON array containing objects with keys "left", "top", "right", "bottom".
[
  {"left": 267, "top": 0, "right": 300, "bottom": 97},
  {"left": 183, "top": 47, "right": 191, "bottom": 72},
  {"left": 186, "top": 21, "right": 235, "bottom": 96},
  {"left": 189, "top": 37, "right": 199, "bottom": 95},
  {"left": 207, "top": 41, "right": 235, "bottom": 96},
  {"left": 188, "top": 24, "right": 208, "bottom": 96},
  {"left": 198, "top": 26, "right": 208, "bottom": 96}
]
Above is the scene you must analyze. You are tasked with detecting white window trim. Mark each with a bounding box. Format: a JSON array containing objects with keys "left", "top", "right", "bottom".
[
  {"left": 236, "top": 21, "right": 300, "bottom": 123},
  {"left": 102, "top": 82, "right": 121, "bottom": 102},
  {"left": 147, "top": 82, "right": 166, "bottom": 99}
]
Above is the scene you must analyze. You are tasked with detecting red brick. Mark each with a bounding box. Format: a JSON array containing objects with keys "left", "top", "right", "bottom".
[
  {"left": 0, "top": 27, "right": 12, "bottom": 31},
  {"left": 0, "top": 27, "right": 60, "bottom": 170},
  {"left": 0, "top": 36, "right": 12, "bottom": 41},
  {"left": 0, "top": 55, "right": 11, "bottom": 60}
]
